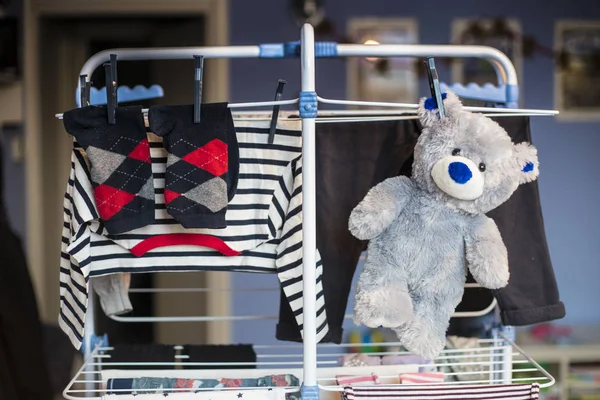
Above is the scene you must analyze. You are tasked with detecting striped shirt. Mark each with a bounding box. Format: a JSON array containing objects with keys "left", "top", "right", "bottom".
[
  {"left": 342, "top": 383, "right": 540, "bottom": 399},
  {"left": 59, "top": 119, "right": 328, "bottom": 349}
]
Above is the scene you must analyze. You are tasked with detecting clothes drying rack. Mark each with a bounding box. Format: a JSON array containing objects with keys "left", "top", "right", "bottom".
[{"left": 60, "top": 23, "right": 557, "bottom": 399}]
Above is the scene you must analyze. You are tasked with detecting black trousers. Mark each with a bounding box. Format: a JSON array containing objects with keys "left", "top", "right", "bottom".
[{"left": 276, "top": 117, "right": 565, "bottom": 344}]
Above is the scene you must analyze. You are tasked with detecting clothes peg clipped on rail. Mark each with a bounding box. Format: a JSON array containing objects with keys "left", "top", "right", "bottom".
[
  {"left": 194, "top": 55, "right": 204, "bottom": 124},
  {"left": 424, "top": 57, "right": 446, "bottom": 119},
  {"left": 268, "top": 79, "right": 287, "bottom": 144},
  {"left": 104, "top": 54, "right": 118, "bottom": 124},
  {"left": 79, "top": 74, "right": 90, "bottom": 108}
]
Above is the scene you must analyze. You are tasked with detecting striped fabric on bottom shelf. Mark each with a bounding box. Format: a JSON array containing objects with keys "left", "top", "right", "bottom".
[{"left": 342, "top": 383, "right": 540, "bottom": 400}]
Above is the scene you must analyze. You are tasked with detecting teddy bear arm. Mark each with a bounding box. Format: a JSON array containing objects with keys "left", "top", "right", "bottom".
[
  {"left": 464, "top": 216, "right": 510, "bottom": 289},
  {"left": 348, "top": 176, "right": 414, "bottom": 240}
]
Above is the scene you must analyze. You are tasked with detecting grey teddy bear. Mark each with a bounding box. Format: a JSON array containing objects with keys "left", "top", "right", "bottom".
[{"left": 348, "top": 91, "right": 539, "bottom": 360}]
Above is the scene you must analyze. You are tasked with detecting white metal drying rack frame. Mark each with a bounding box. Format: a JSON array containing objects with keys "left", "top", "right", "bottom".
[
  {"left": 64, "top": 333, "right": 554, "bottom": 399},
  {"left": 61, "top": 23, "right": 557, "bottom": 399}
]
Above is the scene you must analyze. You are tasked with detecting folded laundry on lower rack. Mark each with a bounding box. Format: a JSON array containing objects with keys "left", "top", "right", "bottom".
[
  {"left": 438, "top": 336, "right": 486, "bottom": 382},
  {"left": 182, "top": 344, "right": 257, "bottom": 369},
  {"left": 336, "top": 374, "right": 380, "bottom": 386},
  {"left": 399, "top": 372, "right": 444, "bottom": 384},
  {"left": 106, "top": 388, "right": 287, "bottom": 400},
  {"left": 106, "top": 344, "right": 258, "bottom": 370},
  {"left": 106, "top": 374, "right": 299, "bottom": 398},
  {"left": 342, "top": 383, "right": 541, "bottom": 400},
  {"left": 339, "top": 353, "right": 429, "bottom": 368},
  {"left": 109, "top": 344, "right": 177, "bottom": 370}
]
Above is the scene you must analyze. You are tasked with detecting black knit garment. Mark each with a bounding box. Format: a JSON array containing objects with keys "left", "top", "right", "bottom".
[
  {"left": 148, "top": 103, "right": 238, "bottom": 229},
  {"left": 63, "top": 106, "right": 155, "bottom": 234}
]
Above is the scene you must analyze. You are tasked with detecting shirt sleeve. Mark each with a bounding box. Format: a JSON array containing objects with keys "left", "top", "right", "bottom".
[
  {"left": 58, "top": 145, "right": 96, "bottom": 350},
  {"left": 275, "top": 155, "right": 329, "bottom": 342}
]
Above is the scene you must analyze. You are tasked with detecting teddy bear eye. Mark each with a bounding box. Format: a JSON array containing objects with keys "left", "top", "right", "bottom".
[
  {"left": 478, "top": 163, "right": 486, "bottom": 172},
  {"left": 451, "top": 148, "right": 461, "bottom": 156}
]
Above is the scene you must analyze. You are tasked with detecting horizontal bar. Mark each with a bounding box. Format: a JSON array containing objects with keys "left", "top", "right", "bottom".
[
  {"left": 337, "top": 44, "right": 517, "bottom": 86},
  {"left": 317, "top": 96, "right": 559, "bottom": 115},
  {"left": 96, "top": 343, "right": 509, "bottom": 357},
  {"left": 232, "top": 109, "right": 555, "bottom": 118},
  {"left": 228, "top": 98, "right": 299, "bottom": 108},
  {"left": 108, "top": 299, "right": 496, "bottom": 323},
  {"left": 128, "top": 287, "right": 279, "bottom": 293},
  {"left": 100, "top": 351, "right": 517, "bottom": 362},
  {"left": 96, "top": 339, "right": 505, "bottom": 352},
  {"left": 255, "top": 351, "right": 520, "bottom": 361},
  {"left": 55, "top": 99, "right": 298, "bottom": 120},
  {"left": 109, "top": 314, "right": 279, "bottom": 322},
  {"left": 66, "top": 386, "right": 302, "bottom": 395},
  {"left": 79, "top": 46, "right": 260, "bottom": 79},
  {"left": 259, "top": 339, "right": 503, "bottom": 350},
  {"left": 88, "top": 360, "right": 337, "bottom": 367}
]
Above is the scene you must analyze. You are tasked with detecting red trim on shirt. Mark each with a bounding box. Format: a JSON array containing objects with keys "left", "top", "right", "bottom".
[{"left": 130, "top": 234, "right": 241, "bottom": 257}]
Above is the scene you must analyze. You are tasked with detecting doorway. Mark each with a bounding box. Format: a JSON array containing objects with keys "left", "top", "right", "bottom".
[{"left": 39, "top": 15, "right": 215, "bottom": 346}]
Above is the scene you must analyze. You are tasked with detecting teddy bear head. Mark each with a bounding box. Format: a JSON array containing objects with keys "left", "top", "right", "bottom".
[{"left": 411, "top": 91, "right": 539, "bottom": 215}]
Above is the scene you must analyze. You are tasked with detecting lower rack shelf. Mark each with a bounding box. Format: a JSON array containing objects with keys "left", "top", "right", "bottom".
[{"left": 63, "top": 332, "right": 554, "bottom": 399}]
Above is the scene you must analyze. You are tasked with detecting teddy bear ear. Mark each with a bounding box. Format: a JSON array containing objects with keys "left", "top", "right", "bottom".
[
  {"left": 417, "top": 90, "right": 463, "bottom": 127},
  {"left": 513, "top": 142, "right": 540, "bottom": 184}
]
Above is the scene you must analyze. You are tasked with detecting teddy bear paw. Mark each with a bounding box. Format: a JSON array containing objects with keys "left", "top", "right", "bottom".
[
  {"left": 354, "top": 287, "right": 413, "bottom": 328},
  {"left": 394, "top": 321, "right": 445, "bottom": 360},
  {"left": 401, "top": 333, "right": 445, "bottom": 361},
  {"left": 478, "top": 267, "right": 510, "bottom": 289}
]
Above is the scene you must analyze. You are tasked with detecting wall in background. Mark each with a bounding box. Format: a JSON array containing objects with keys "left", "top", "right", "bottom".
[
  {"left": 228, "top": 0, "right": 600, "bottom": 345},
  {"left": 1, "top": 123, "right": 26, "bottom": 239},
  {"left": 0, "top": 1, "right": 25, "bottom": 239},
  {"left": 0, "top": 0, "right": 23, "bottom": 125},
  {"left": 0, "top": 82, "right": 22, "bottom": 125}
]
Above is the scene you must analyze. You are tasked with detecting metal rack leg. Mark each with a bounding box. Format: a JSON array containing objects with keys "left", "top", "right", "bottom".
[
  {"left": 83, "top": 281, "right": 96, "bottom": 396},
  {"left": 501, "top": 326, "right": 515, "bottom": 384},
  {"left": 300, "top": 23, "right": 320, "bottom": 400}
]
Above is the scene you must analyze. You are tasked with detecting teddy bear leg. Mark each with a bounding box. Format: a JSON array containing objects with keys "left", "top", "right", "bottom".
[
  {"left": 393, "top": 293, "right": 459, "bottom": 360},
  {"left": 353, "top": 259, "right": 413, "bottom": 329}
]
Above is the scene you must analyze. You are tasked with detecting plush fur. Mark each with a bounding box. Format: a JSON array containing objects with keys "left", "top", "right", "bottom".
[{"left": 348, "top": 91, "right": 539, "bottom": 360}]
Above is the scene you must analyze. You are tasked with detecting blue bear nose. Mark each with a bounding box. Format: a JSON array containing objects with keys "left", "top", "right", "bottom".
[{"left": 448, "top": 162, "right": 472, "bottom": 184}]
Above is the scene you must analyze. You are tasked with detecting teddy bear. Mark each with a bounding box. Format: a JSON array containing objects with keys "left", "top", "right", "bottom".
[{"left": 348, "top": 91, "right": 539, "bottom": 360}]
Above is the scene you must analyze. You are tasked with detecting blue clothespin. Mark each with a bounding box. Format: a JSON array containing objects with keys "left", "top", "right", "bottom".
[
  {"left": 424, "top": 57, "right": 446, "bottom": 118},
  {"left": 268, "top": 79, "right": 286, "bottom": 144},
  {"left": 194, "top": 55, "right": 204, "bottom": 124}
]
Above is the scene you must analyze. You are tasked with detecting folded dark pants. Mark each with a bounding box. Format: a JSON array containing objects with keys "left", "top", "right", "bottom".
[
  {"left": 182, "top": 344, "right": 256, "bottom": 369},
  {"left": 276, "top": 117, "right": 565, "bottom": 344},
  {"left": 109, "top": 344, "right": 176, "bottom": 370}
]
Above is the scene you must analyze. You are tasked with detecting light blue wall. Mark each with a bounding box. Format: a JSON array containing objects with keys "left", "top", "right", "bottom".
[{"left": 229, "top": 0, "right": 600, "bottom": 345}]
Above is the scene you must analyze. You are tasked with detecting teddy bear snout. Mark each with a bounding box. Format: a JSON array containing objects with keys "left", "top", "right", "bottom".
[
  {"left": 431, "top": 156, "right": 484, "bottom": 201},
  {"left": 448, "top": 161, "right": 472, "bottom": 184}
]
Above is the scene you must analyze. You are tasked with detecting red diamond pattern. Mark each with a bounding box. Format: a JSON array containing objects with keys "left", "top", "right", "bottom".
[
  {"left": 128, "top": 138, "right": 151, "bottom": 163},
  {"left": 94, "top": 184, "right": 136, "bottom": 220},
  {"left": 164, "top": 189, "right": 181, "bottom": 204},
  {"left": 182, "top": 139, "right": 228, "bottom": 177}
]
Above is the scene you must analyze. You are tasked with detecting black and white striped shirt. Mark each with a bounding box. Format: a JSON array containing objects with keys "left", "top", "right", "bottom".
[
  {"left": 59, "top": 119, "right": 328, "bottom": 349},
  {"left": 342, "top": 383, "right": 540, "bottom": 400}
]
